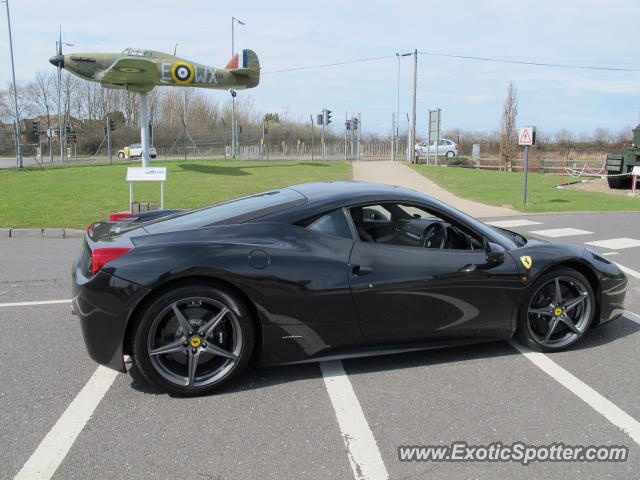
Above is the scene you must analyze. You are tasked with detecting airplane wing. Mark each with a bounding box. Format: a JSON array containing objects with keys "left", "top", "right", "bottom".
[{"left": 99, "top": 58, "right": 160, "bottom": 85}]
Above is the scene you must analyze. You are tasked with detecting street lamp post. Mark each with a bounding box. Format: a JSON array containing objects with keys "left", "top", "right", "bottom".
[
  {"left": 407, "top": 49, "right": 417, "bottom": 163},
  {"left": 231, "top": 16, "right": 245, "bottom": 158},
  {"left": 391, "top": 52, "right": 402, "bottom": 162},
  {"left": 2, "top": 0, "right": 22, "bottom": 169}
]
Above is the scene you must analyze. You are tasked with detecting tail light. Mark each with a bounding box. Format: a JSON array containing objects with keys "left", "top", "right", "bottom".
[
  {"left": 92, "top": 247, "right": 132, "bottom": 275},
  {"left": 109, "top": 212, "right": 134, "bottom": 222}
]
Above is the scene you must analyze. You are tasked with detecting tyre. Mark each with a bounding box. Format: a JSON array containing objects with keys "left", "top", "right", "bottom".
[
  {"left": 117, "top": 152, "right": 125, "bottom": 158},
  {"left": 516, "top": 267, "right": 595, "bottom": 352},
  {"left": 607, "top": 175, "right": 631, "bottom": 189},
  {"left": 445, "top": 150, "right": 455, "bottom": 158},
  {"left": 133, "top": 283, "right": 255, "bottom": 396}
]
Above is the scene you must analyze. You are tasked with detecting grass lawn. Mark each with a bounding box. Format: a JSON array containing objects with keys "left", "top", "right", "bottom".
[
  {"left": 0, "top": 160, "right": 352, "bottom": 229},
  {"left": 411, "top": 165, "right": 640, "bottom": 213}
]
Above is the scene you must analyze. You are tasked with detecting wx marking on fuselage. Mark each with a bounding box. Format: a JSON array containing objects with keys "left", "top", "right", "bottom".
[{"left": 160, "top": 63, "right": 218, "bottom": 84}]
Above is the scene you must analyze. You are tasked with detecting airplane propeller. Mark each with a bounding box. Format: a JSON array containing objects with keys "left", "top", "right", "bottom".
[{"left": 49, "top": 27, "right": 65, "bottom": 69}]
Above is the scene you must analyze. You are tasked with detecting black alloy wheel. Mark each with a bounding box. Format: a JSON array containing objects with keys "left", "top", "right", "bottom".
[
  {"left": 133, "top": 284, "right": 254, "bottom": 396},
  {"left": 517, "top": 267, "right": 595, "bottom": 352}
]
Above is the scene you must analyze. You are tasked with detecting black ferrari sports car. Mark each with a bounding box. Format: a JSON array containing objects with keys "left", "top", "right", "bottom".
[{"left": 72, "top": 181, "right": 627, "bottom": 395}]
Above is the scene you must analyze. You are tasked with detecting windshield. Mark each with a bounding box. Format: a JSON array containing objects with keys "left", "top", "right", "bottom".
[
  {"left": 143, "top": 188, "right": 306, "bottom": 234},
  {"left": 122, "top": 47, "right": 154, "bottom": 57},
  {"left": 490, "top": 226, "right": 528, "bottom": 247}
]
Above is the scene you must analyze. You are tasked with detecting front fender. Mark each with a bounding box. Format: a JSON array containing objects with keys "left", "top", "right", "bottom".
[{"left": 507, "top": 243, "right": 627, "bottom": 327}]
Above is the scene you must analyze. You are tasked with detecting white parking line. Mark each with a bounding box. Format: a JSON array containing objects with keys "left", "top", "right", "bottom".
[
  {"left": 485, "top": 219, "right": 542, "bottom": 228},
  {"left": 320, "top": 360, "right": 389, "bottom": 480},
  {"left": 14, "top": 366, "right": 118, "bottom": 480},
  {"left": 529, "top": 228, "right": 593, "bottom": 238},
  {"left": 616, "top": 263, "right": 640, "bottom": 280},
  {"left": 586, "top": 238, "right": 640, "bottom": 250},
  {"left": 509, "top": 341, "right": 640, "bottom": 446},
  {"left": 625, "top": 310, "right": 640, "bottom": 326},
  {"left": 0, "top": 299, "right": 71, "bottom": 308}
]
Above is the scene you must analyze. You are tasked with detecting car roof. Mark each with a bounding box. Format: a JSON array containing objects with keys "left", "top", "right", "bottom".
[
  {"left": 286, "top": 181, "right": 426, "bottom": 205},
  {"left": 259, "top": 181, "right": 434, "bottom": 223},
  {"left": 259, "top": 181, "right": 514, "bottom": 247}
]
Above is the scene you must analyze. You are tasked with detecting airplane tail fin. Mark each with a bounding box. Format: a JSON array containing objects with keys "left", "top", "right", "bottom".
[{"left": 225, "top": 49, "right": 260, "bottom": 88}]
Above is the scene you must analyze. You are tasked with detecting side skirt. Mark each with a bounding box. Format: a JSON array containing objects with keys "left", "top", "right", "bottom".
[{"left": 267, "top": 336, "right": 510, "bottom": 366}]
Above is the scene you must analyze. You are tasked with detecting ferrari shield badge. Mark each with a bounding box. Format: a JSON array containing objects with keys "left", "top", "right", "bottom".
[{"left": 520, "top": 256, "right": 532, "bottom": 269}]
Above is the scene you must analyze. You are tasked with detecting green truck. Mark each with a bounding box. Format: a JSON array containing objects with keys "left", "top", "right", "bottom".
[{"left": 606, "top": 124, "right": 640, "bottom": 188}]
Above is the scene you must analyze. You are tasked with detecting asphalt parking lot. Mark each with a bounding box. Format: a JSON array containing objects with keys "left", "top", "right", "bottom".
[{"left": 1, "top": 211, "right": 639, "bottom": 480}]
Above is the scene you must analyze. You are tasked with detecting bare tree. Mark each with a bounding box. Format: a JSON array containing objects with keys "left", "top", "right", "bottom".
[
  {"left": 499, "top": 82, "right": 518, "bottom": 171},
  {"left": 592, "top": 127, "right": 612, "bottom": 146},
  {"left": 554, "top": 129, "right": 575, "bottom": 160}
]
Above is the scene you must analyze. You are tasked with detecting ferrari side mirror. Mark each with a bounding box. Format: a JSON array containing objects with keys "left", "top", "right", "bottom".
[{"left": 485, "top": 242, "right": 506, "bottom": 267}]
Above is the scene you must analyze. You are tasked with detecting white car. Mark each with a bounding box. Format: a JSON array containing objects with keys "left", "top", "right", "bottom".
[
  {"left": 117, "top": 143, "right": 157, "bottom": 159},
  {"left": 415, "top": 139, "right": 459, "bottom": 158}
]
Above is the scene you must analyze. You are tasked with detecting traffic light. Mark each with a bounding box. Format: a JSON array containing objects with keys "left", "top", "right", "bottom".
[
  {"left": 108, "top": 118, "right": 116, "bottom": 131},
  {"left": 345, "top": 120, "right": 351, "bottom": 130},
  {"left": 352, "top": 118, "right": 359, "bottom": 130},
  {"left": 64, "top": 125, "right": 71, "bottom": 135},
  {"left": 324, "top": 109, "right": 332, "bottom": 125},
  {"left": 316, "top": 114, "right": 323, "bottom": 126},
  {"left": 238, "top": 125, "right": 243, "bottom": 134},
  {"left": 103, "top": 126, "right": 108, "bottom": 135},
  {"left": 263, "top": 126, "right": 268, "bottom": 135},
  {"left": 32, "top": 120, "right": 41, "bottom": 135}
]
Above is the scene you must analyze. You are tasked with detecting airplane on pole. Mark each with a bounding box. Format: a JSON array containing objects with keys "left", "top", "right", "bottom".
[{"left": 49, "top": 47, "right": 260, "bottom": 167}]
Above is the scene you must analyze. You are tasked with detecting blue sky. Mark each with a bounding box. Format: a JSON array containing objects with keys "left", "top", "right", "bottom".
[{"left": 2, "top": 0, "right": 639, "bottom": 137}]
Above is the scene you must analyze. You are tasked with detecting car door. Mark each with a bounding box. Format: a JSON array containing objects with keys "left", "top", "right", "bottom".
[
  {"left": 347, "top": 203, "right": 519, "bottom": 343},
  {"left": 437, "top": 139, "right": 447, "bottom": 155}
]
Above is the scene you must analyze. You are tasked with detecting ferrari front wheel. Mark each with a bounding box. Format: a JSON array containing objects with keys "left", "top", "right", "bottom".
[
  {"left": 133, "top": 284, "right": 255, "bottom": 396},
  {"left": 516, "top": 267, "right": 595, "bottom": 352}
]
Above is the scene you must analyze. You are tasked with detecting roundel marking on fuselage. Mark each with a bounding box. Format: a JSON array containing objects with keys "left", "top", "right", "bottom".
[{"left": 171, "top": 62, "right": 194, "bottom": 84}]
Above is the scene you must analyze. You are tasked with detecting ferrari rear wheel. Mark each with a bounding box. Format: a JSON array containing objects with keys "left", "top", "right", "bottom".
[
  {"left": 133, "top": 284, "right": 254, "bottom": 396},
  {"left": 517, "top": 267, "right": 595, "bottom": 352}
]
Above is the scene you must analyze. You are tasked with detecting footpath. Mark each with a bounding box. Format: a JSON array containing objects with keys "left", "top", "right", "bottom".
[{"left": 352, "top": 160, "right": 518, "bottom": 218}]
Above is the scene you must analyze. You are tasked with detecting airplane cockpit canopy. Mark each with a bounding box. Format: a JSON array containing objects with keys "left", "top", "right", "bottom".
[{"left": 122, "top": 48, "right": 154, "bottom": 58}]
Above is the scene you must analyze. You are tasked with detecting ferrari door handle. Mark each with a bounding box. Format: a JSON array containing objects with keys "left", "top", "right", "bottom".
[{"left": 352, "top": 265, "right": 373, "bottom": 276}]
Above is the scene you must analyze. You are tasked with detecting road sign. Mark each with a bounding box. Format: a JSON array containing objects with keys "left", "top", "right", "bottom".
[
  {"left": 633, "top": 165, "right": 640, "bottom": 176},
  {"left": 427, "top": 109, "right": 441, "bottom": 165},
  {"left": 519, "top": 125, "right": 537, "bottom": 205},
  {"left": 126, "top": 167, "right": 167, "bottom": 212},
  {"left": 126, "top": 167, "right": 167, "bottom": 182},
  {"left": 518, "top": 126, "right": 536, "bottom": 146},
  {"left": 66, "top": 134, "right": 77, "bottom": 144}
]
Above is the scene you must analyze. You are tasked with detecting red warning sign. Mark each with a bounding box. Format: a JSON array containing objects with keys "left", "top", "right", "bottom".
[{"left": 518, "top": 127, "right": 535, "bottom": 146}]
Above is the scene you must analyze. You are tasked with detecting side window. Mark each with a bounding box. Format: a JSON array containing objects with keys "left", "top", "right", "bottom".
[
  {"left": 438, "top": 139, "right": 447, "bottom": 146},
  {"left": 306, "top": 209, "right": 353, "bottom": 240},
  {"left": 362, "top": 205, "right": 391, "bottom": 222},
  {"left": 350, "top": 202, "right": 483, "bottom": 250}
]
